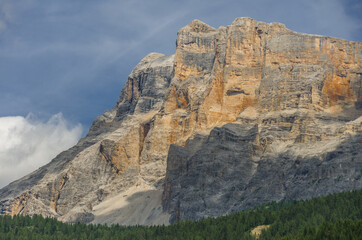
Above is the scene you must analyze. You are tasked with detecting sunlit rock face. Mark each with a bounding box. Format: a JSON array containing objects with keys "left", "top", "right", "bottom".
[
  {"left": 162, "top": 17, "right": 362, "bottom": 223},
  {"left": 0, "top": 18, "right": 361, "bottom": 225}
]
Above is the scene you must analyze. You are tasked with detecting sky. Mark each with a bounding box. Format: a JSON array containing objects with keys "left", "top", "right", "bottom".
[{"left": 0, "top": 0, "right": 361, "bottom": 188}]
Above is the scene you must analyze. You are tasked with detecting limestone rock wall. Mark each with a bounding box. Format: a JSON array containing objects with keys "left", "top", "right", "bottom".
[
  {"left": 163, "top": 113, "right": 362, "bottom": 223},
  {"left": 160, "top": 18, "right": 361, "bottom": 222}
]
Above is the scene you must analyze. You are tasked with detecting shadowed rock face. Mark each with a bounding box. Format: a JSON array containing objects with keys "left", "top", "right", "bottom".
[
  {"left": 0, "top": 18, "right": 361, "bottom": 225},
  {"left": 163, "top": 115, "right": 362, "bottom": 223}
]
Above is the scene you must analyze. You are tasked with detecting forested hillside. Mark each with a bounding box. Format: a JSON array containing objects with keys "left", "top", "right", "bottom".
[{"left": 0, "top": 190, "right": 361, "bottom": 239}]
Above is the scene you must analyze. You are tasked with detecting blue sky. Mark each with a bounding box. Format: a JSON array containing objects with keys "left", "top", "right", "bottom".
[{"left": 0, "top": 0, "right": 361, "bottom": 187}]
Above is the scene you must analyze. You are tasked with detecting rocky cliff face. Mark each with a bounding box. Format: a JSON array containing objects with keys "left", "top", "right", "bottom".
[
  {"left": 0, "top": 18, "right": 361, "bottom": 225},
  {"left": 161, "top": 18, "right": 362, "bottom": 223}
]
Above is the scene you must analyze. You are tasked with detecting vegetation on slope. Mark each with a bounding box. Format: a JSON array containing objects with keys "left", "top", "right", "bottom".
[{"left": 0, "top": 190, "right": 361, "bottom": 239}]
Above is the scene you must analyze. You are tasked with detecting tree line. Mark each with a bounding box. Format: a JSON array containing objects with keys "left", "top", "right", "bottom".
[{"left": 0, "top": 189, "right": 361, "bottom": 239}]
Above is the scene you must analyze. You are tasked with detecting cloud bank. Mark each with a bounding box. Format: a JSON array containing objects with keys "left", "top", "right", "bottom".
[{"left": 0, "top": 113, "right": 82, "bottom": 188}]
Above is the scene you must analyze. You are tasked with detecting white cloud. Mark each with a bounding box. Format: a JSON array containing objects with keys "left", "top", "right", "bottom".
[{"left": 0, "top": 113, "right": 82, "bottom": 188}]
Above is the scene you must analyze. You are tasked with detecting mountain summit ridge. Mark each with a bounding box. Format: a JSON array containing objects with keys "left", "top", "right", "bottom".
[{"left": 0, "top": 17, "right": 361, "bottom": 225}]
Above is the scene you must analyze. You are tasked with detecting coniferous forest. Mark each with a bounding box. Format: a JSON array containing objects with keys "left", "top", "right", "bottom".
[{"left": 0, "top": 190, "right": 361, "bottom": 240}]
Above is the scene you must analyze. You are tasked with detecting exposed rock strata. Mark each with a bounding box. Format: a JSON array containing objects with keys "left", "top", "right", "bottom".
[
  {"left": 0, "top": 18, "right": 361, "bottom": 225},
  {"left": 163, "top": 114, "right": 362, "bottom": 222}
]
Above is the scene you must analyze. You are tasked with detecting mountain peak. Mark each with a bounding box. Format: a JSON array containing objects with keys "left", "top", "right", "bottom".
[
  {"left": 231, "top": 17, "right": 255, "bottom": 26},
  {"left": 181, "top": 19, "right": 216, "bottom": 33},
  {"left": 1, "top": 18, "right": 361, "bottom": 226}
]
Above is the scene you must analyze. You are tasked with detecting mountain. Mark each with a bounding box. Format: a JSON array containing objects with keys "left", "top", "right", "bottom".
[{"left": 0, "top": 17, "right": 361, "bottom": 225}]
